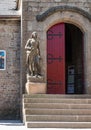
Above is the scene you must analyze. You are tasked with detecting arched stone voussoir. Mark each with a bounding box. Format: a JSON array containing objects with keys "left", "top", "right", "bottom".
[{"left": 36, "top": 5, "right": 91, "bottom": 22}]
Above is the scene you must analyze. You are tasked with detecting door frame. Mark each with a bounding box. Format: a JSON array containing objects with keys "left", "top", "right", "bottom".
[{"left": 47, "top": 23, "right": 84, "bottom": 94}]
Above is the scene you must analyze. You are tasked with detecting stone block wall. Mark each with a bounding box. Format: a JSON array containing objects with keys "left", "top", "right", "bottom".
[
  {"left": 23, "top": 0, "right": 91, "bottom": 23},
  {"left": 22, "top": 0, "right": 91, "bottom": 93},
  {"left": 0, "top": 20, "right": 21, "bottom": 119}
]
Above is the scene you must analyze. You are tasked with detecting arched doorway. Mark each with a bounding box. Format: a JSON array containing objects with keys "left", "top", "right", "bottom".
[{"left": 47, "top": 23, "right": 84, "bottom": 94}]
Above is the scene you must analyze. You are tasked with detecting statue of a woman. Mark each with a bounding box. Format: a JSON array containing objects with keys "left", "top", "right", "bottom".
[{"left": 25, "top": 32, "right": 41, "bottom": 77}]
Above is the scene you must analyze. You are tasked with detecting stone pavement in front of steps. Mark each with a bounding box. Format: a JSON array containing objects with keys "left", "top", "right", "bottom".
[{"left": 0, "top": 120, "right": 91, "bottom": 130}]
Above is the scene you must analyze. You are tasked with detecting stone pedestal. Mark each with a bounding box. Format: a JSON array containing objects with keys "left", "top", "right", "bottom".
[
  {"left": 25, "top": 82, "right": 46, "bottom": 94},
  {"left": 25, "top": 75, "right": 46, "bottom": 94}
]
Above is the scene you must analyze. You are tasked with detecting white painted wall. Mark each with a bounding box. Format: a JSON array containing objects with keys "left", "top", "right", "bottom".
[{"left": 0, "top": 0, "right": 21, "bottom": 16}]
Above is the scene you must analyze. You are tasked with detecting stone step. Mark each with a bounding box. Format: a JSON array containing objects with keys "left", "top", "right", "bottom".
[
  {"left": 23, "top": 94, "right": 91, "bottom": 99},
  {"left": 26, "top": 115, "right": 91, "bottom": 122},
  {"left": 23, "top": 94, "right": 91, "bottom": 128},
  {"left": 24, "top": 103, "right": 91, "bottom": 109},
  {"left": 27, "top": 122, "right": 91, "bottom": 128},
  {"left": 25, "top": 108, "right": 91, "bottom": 115},
  {"left": 24, "top": 98, "right": 91, "bottom": 104}
]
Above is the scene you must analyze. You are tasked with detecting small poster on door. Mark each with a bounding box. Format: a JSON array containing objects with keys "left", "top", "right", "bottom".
[
  {"left": 0, "top": 50, "right": 6, "bottom": 70},
  {"left": 67, "top": 66, "right": 75, "bottom": 94}
]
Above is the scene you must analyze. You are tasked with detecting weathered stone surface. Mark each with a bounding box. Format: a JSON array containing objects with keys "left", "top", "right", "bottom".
[
  {"left": 25, "top": 82, "right": 46, "bottom": 94},
  {"left": 0, "top": 20, "right": 21, "bottom": 119},
  {"left": 36, "top": 5, "right": 91, "bottom": 22}
]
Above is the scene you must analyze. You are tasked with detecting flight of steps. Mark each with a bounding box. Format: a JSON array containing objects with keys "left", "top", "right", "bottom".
[{"left": 23, "top": 94, "right": 91, "bottom": 128}]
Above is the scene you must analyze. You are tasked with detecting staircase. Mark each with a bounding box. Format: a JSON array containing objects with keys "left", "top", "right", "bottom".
[{"left": 23, "top": 94, "right": 91, "bottom": 128}]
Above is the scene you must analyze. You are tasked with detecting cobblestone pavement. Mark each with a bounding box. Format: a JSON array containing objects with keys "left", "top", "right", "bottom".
[{"left": 0, "top": 120, "right": 90, "bottom": 130}]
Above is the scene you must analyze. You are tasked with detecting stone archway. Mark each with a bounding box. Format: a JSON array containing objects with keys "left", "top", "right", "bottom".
[
  {"left": 36, "top": 6, "right": 91, "bottom": 22},
  {"left": 46, "top": 22, "right": 84, "bottom": 94},
  {"left": 36, "top": 6, "right": 91, "bottom": 94}
]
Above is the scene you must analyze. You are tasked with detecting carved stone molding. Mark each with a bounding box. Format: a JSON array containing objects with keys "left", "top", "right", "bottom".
[{"left": 36, "top": 5, "right": 91, "bottom": 22}]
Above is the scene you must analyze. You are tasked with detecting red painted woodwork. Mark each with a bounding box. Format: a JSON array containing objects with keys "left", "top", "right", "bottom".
[{"left": 47, "top": 23, "right": 65, "bottom": 94}]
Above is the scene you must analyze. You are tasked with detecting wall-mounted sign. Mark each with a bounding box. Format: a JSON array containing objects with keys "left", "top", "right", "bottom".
[{"left": 0, "top": 50, "right": 6, "bottom": 70}]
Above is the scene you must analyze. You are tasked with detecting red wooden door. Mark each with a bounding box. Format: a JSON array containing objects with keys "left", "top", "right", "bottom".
[{"left": 47, "top": 23, "right": 65, "bottom": 94}]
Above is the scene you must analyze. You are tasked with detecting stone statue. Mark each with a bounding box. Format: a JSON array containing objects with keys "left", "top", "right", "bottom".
[{"left": 25, "top": 32, "right": 41, "bottom": 77}]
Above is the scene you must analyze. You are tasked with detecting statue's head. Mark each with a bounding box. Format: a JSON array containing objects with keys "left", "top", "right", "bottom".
[{"left": 31, "top": 32, "right": 37, "bottom": 39}]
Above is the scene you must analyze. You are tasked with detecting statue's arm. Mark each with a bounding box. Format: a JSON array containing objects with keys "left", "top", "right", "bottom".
[{"left": 25, "top": 39, "right": 31, "bottom": 50}]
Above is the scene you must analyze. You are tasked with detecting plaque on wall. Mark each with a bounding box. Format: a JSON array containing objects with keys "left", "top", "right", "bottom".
[{"left": 0, "top": 50, "right": 6, "bottom": 70}]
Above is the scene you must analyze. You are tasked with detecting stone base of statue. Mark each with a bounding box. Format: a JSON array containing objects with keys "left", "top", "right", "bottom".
[
  {"left": 25, "top": 82, "right": 46, "bottom": 94},
  {"left": 27, "top": 74, "right": 44, "bottom": 82},
  {"left": 25, "top": 75, "right": 46, "bottom": 94}
]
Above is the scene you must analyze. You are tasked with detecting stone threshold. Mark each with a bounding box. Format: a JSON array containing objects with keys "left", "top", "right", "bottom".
[{"left": 0, "top": 120, "right": 24, "bottom": 126}]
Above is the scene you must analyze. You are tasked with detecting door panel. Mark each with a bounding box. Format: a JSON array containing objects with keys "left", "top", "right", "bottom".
[{"left": 47, "top": 23, "right": 65, "bottom": 94}]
